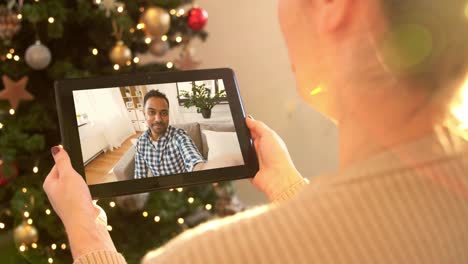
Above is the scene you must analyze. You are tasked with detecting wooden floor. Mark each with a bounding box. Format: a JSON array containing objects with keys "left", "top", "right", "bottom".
[{"left": 85, "top": 133, "right": 141, "bottom": 185}]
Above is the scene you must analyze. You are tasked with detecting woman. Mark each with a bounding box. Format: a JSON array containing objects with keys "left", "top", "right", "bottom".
[{"left": 44, "top": 0, "right": 468, "bottom": 263}]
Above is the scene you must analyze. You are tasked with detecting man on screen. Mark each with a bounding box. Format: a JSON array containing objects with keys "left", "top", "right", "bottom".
[{"left": 134, "top": 90, "right": 206, "bottom": 178}]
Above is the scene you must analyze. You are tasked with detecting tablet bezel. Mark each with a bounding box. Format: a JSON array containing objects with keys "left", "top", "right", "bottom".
[{"left": 55, "top": 68, "right": 258, "bottom": 198}]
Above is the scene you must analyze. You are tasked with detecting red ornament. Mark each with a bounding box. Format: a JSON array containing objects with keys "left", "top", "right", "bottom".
[
  {"left": 0, "top": 161, "right": 18, "bottom": 187},
  {"left": 187, "top": 8, "right": 208, "bottom": 31}
]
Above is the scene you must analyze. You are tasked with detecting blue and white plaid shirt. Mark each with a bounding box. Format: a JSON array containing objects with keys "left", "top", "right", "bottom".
[{"left": 134, "top": 126, "right": 206, "bottom": 179}]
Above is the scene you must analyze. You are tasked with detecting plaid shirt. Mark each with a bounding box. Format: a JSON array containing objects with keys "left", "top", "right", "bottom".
[{"left": 134, "top": 126, "right": 206, "bottom": 179}]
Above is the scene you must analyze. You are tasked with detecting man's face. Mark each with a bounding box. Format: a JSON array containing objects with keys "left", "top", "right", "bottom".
[{"left": 144, "top": 97, "right": 169, "bottom": 137}]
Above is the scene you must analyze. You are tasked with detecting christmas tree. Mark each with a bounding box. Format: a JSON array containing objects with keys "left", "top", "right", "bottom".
[{"left": 0, "top": 1, "right": 240, "bottom": 263}]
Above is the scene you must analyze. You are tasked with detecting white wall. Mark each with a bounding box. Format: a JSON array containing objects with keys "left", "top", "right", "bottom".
[
  {"left": 141, "top": 0, "right": 339, "bottom": 205},
  {"left": 147, "top": 83, "right": 233, "bottom": 124}
]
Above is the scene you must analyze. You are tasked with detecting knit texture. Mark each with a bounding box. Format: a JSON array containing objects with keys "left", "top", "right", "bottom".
[{"left": 75, "top": 131, "right": 468, "bottom": 264}]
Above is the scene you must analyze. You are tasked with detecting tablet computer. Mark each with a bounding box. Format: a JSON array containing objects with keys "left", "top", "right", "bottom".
[{"left": 55, "top": 68, "right": 258, "bottom": 198}]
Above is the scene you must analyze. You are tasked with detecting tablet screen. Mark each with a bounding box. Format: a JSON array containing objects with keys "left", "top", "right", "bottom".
[{"left": 72, "top": 79, "right": 245, "bottom": 185}]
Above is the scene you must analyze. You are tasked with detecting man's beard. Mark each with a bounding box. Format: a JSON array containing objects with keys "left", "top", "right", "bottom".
[{"left": 151, "top": 122, "right": 167, "bottom": 134}]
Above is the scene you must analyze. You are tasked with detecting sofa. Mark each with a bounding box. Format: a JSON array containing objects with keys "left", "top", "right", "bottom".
[
  {"left": 113, "top": 122, "right": 237, "bottom": 181},
  {"left": 113, "top": 122, "right": 240, "bottom": 212}
]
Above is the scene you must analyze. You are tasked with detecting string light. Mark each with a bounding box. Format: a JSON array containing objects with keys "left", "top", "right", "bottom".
[
  {"left": 9, "top": 109, "right": 15, "bottom": 115},
  {"left": 154, "top": 216, "right": 160, "bottom": 222},
  {"left": 126, "top": 60, "right": 131, "bottom": 66},
  {"left": 188, "top": 197, "right": 194, "bottom": 204},
  {"left": 177, "top": 188, "right": 183, "bottom": 192},
  {"left": 136, "top": 23, "right": 145, "bottom": 30},
  {"left": 22, "top": 188, "right": 27, "bottom": 193},
  {"left": 205, "top": 204, "right": 212, "bottom": 210},
  {"left": 144, "top": 37, "right": 152, "bottom": 44},
  {"left": 31, "top": 243, "right": 37, "bottom": 249},
  {"left": 139, "top": 7, "right": 144, "bottom": 12},
  {"left": 0, "top": 222, "right": 5, "bottom": 229},
  {"left": 92, "top": 48, "right": 98, "bottom": 55},
  {"left": 133, "top": 57, "right": 140, "bottom": 64},
  {"left": 19, "top": 245, "right": 26, "bottom": 252},
  {"left": 6, "top": 53, "right": 12, "bottom": 59},
  {"left": 58, "top": 144, "right": 63, "bottom": 149},
  {"left": 169, "top": 188, "right": 174, "bottom": 192},
  {"left": 27, "top": 219, "right": 33, "bottom": 225},
  {"left": 33, "top": 166, "right": 39, "bottom": 174},
  {"left": 166, "top": 62, "right": 173, "bottom": 69},
  {"left": 107, "top": 225, "right": 112, "bottom": 231},
  {"left": 175, "top": 36, "right": 183, "bottom": 43},
  {"left": 9, "top": 49, "right": 14, "bottom": 53},
  {"left": 117, "top": 5, "right": 124, "bottom": 13},
  {"left": 61, "top": 243, "right": 67, "bottom": 250},
  {"left": 0, "top": 123, "right": 3, "bottom": 130},
  {"left": 177, "top": 218, "right": 184, "bottom": 224},
  {"left": 177, "top": 9, "right": 185, "bottom": 17},
  {"left": 24, "top": 211, "right": 30, "bottom": 218},
  {"left": 129, "top": 28, "right": 135, "bottom": 33},
  {"left": 51, "top": 243, "right": 57, "bottom": 250},
  {"left": 13, "top": 55, "right": 19, "bottom": 61},
  {"left": 161, "top": 35, "right": 168, "bottom": 41},
  {"left": 170, "top": 9, "right": 176, "bottom": 15},
  {"left": 48, "top": 17, "right": 55, "bottom": 24},
  {"left": 45, "top": 209, "right": 51, "bottom": 215},
  {"left": 142, "top": 211, "right": 148, "bottom": 217},
  {"left": 113, "top": 64, "right": 120, "bottom": 70},
  {"left": 17, "top": 14, "right": 22, "bottom": 20},
  {"left": 48, "top": 257, "right": 53, "bottom": 263},
  {"left": 95, "top": 0, "right": 101, "bottom": 4},
  {"left": 109, "top": 201, "right": 116, "bottom": 208}
]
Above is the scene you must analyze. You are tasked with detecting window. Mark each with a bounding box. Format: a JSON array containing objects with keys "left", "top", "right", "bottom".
[{"left": 177, "top": 79, "right": 227, "bottom": 106}]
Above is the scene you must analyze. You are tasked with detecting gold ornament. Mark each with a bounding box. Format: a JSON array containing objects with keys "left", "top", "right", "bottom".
[
  {"left": 140, "top": 7, "right": 170, "bottom": 38},
  {"left": 14, "top": 221, "right": 39, "bottom": 245},
  {"left": 109, "top": 40, "right": 132, "bottom": 66}
]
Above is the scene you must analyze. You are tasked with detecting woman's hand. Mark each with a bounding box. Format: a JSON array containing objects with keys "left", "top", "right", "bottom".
[
  {"left": 43, "top": 146, "right": 116, "bottom": 259},
  {"left": 43, "top": 146, "right": 98, "bottom": 226},
  {"left": 245, "top": 116, "right": 306, "bottom": 201}
]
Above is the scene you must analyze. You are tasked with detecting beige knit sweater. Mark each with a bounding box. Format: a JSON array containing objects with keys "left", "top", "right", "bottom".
[{"left": 75, "top": 131, "right": 468, "bottom": 264}]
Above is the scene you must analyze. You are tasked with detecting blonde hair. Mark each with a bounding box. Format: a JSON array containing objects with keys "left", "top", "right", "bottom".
[{"left": 381, "top": 0, "right": 468, "bottom": 137}]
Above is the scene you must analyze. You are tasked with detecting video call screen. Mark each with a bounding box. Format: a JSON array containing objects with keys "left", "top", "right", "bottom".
[{"left": 72, "top": 79, "right": 244, "bottom": 185}]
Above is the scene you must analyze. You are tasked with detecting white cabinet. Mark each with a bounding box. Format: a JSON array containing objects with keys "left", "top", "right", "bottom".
[
  {"left": 136, "top": 109, "right": 145, "bottom": 120},
  {"left": 139, "top": 121, "right": 147, "bottom": 131},
  {"left": 132, "top": 121, "right": 140, "bottom": 131},
  {"left": 126, "top": 108, "right": 146, "bottom": 131},
  {"left": 127, "top": 110, "right": 136, "bottom": 120}
]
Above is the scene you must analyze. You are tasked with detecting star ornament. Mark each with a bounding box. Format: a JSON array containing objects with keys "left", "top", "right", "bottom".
[{"left": 0, "top": 75, "right": 34, "bottom": 110}]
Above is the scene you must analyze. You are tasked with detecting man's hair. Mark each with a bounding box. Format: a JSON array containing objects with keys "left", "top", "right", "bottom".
[{"left": 144, "top": 89, "right": 170, "bottom": 108}]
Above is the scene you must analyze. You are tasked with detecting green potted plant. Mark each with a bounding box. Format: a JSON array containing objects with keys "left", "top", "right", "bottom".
[{"left": 179, "top": 83, "right": 226, "bottom": 119}]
